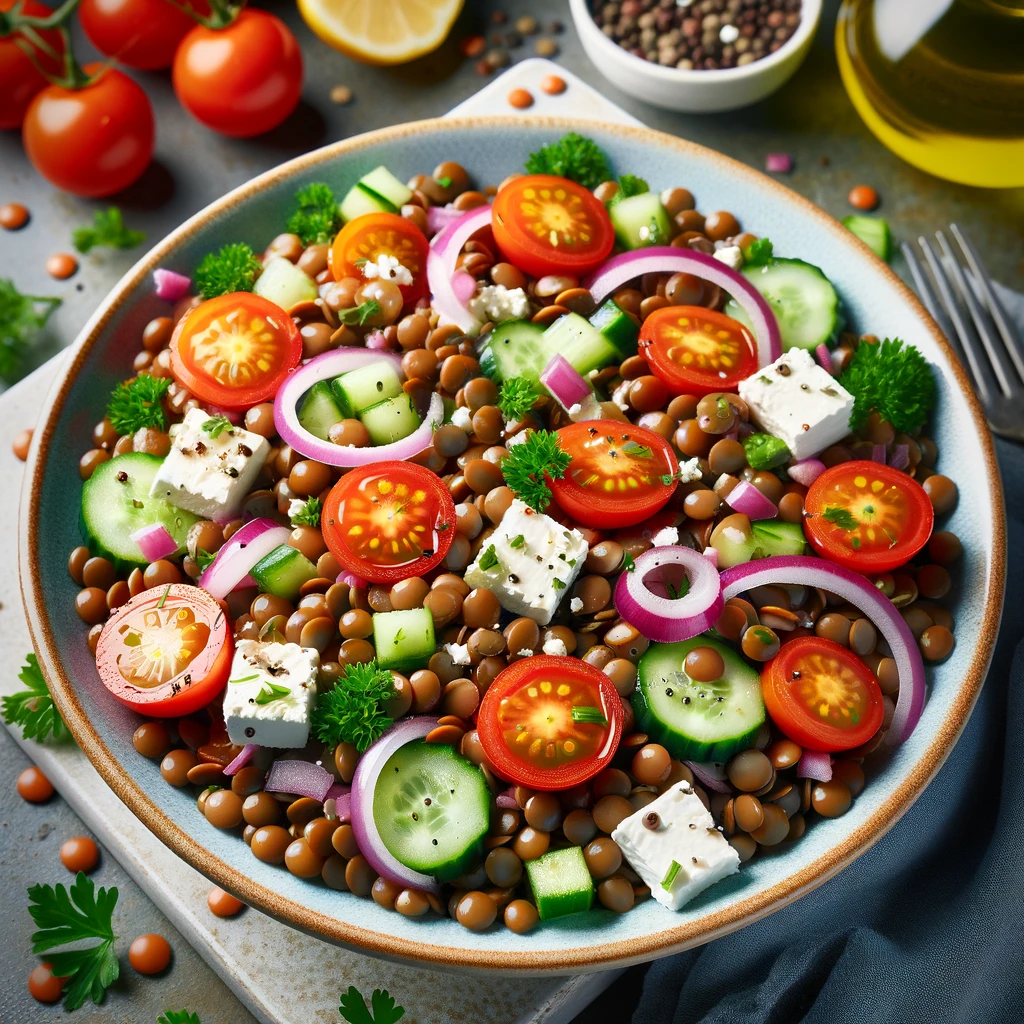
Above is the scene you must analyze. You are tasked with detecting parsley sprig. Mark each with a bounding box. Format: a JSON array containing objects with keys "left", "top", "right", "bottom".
[
  {"left": 201, "top": 415, "right": 233, "bottom": 438},
  {"left": 0, "top": 279, "right": 60, "bottom": 381},
  {"left": 290, "top": 496, "right": 322, "bottom": 527},
  {"left": 311, "top": 661, "right": 395, "bottom": 752},
  {"left": 525, "top": 133, "right": 612, "bottom": 191},
  {"left": 606, "top": 173, "right": 649, "bottom": 207},
  {"left": 158, "top": 1012, "right": 202, "bottom": 1024},
  {"left": 287, "top": 183, "right": 341, "bottom": 245},
  {"left": 2, "top": 653, "right": 65, "bottom": 742},
  {"left": 839, "top": 337, "right": 936, "bottom": 434},
  {"left": 72, "top": 207, "right": 145, "bottom": 254},
  {"left": 28, "top": 872, "right": 119, "bottom": 1010},
  {"left": 106, "top": 374, "right": 171, "bottom": 435},
  {"left": 195, "top": 243, "right": 261, "bottom": 299},
  {"left": 498, "top": 376, "right": 540, "bottom": 422},
  {"left": 501, "top": 430, "right": 571, "bottom": 513},
  {"left": 742, "top": 237, "right": 774, "bottom": 267},
  {"left": 340, "top": 986, "right": 405, "bottom": 1024},
  {"left": 336, "top": 299, "right": 380, "bottom": 326}
]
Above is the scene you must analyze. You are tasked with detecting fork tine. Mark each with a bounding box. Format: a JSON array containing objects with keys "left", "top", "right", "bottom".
[
  {"left": 902, "top": 242, "right": 962, "bottom": 352},
  {"left": 949, "top": 223, "right": 1024, "bottom": 383}
]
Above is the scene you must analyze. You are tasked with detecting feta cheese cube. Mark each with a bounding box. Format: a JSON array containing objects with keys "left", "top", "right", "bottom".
[
  {"left": 713, "top": 244, "right": 743, "bottom": 270},
  {"left": 612, "top": 782, "right": 740, "bottom": 911},
  {"left": 462, "top": 498, "right": 588, "bottom": 625},
  {"left": 542, "top": 637, "right": 567, "bottom": 656},
  {"left": 737, "top": 348, "right": 855, "bottom": 460},
  {"left": 150, "top": 408, "right": 270, "bottom": 520},
  {"left": 570, "top": 597, "right": 584, "bottom": 614},
  {"left": 223, "top": 640, "right": 320, "bottom": 748},
  {"left": 651, "top": 526, "right": 679, "bottom": 547},
  {"left": 445, "top": 642, "right": 472, "bottom": 666},
  {"left": 676, "top": 457, "right": 703, "bottom": 484},
  {"left": 449, "top": 406, "right": 473, "bottom": 432},
  {"left": 468, "top": 284, "right": 532, "bottom": 323}
]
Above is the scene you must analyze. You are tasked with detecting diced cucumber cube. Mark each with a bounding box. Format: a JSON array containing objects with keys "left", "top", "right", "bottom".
[
  {"left": 526, "top": 847, "right": 594, "bottom": 921},
  {"left": 360, "top": 394, "right": 421, "bottom": 446},
  {"left": 589, "top": 298, "right": 639, "bottom": 360},
  {"left": 339, "top": 182, "right": 396, "bottom": 223},
  {"left": 250, "top": 544, "right": 318, "bottom": 602},
  {"left": 608, "top": 192, "right": 673, "bottom": 250},
  {"left": 542, "top": 312, "right": 619, "bottom": 377},
  {"left": 359, "top": 166, "right": 413, "bottom": 210},
  {"left": 373, "top": 608, "right": 435, "bottom": 672},
  {"left": 298, "top": 380, "right": 344, "bottom": 441},
  {"left": 330, "top": 360, "right": 404, "bottom": 418},
  {"left": 252, "top": 256, "right": 318, "bottom": 310}
]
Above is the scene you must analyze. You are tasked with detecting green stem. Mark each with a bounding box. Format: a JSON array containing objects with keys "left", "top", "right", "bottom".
[{"left": 158, "top": 0, "right": 241, "bottom": 29}]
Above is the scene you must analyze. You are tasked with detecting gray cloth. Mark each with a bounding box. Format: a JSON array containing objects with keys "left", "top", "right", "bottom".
[{"left": 637, "top": 287, "right": 1024, "bottom": 1024}]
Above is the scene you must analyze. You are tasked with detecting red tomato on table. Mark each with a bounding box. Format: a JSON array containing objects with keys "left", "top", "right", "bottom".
[
  {"left": 0, "top": 0, "right": 64, "bottom": 130},
  {"left": 79, "top": 0, "right": 209, "bottom": 70},
  {"left": 331, "top": 213, "right": 430, "bottom": 304}
]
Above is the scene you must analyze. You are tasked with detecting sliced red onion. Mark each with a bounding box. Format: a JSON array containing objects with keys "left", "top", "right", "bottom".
[
  {"left": 351, "top": 716, "right": 441, "bottom": 894},
  {"left": 430, "top": 203, "right": 492, "bottom": 261},
  {"left": 724, "top": 480, "right": 778, "bottom": 521},
  {"left": 153, "top": 267, "right": 191, "bottom": 302},
  {"left": 365, "top": 329, "right": 389, "bottom": 350},
  {"left": 684, "top": 761, "right": 732, "bottom": 794},
  {"left": 702, "top": 546, "right": 719, "bottom": 568},
  {"left": 719, "top": 556, "right": 926, "bottom": 746},
  {"left": 788, "top": 458, "right": 826, "bottom": 487},
  {"left": 129, "top": 523, "right": 178, "bottom": 562},
  {"left": 495, "top": 786, "right": 519, "bottom": 809},
  {"left": 274, "top": 348, "right": 443, "bottom": 466},
  {"left": 426, "top": 203, "right": 463, "bottom": 237},
  {"left": 426, "top": 248, "right": 479, "bottom": 335},
  {"left": 452, "top": 270, "right": 476, "bottom": 304},
  {"left": 614, "top": 545, "right": 724, "bottom": 643},
  {"left": 336, "top": 570, "right": 368, "bottom": 589},
  {"left": 199, "top": 518, "right": 291, "bottom": 600},
  {"left": 541, "top": 354, "right": 591, "bottom": 411},
  {"left": 888, "top": 444, "right": 910, "bottom": 471},
  {"left": 584, "top": 247, "right": 781, "bottom": 368},
  {"left": 797, "top": 750, "right": 833, "bottom": 781},
  {"left": 870, "top": 444, "right": 887, "bottom": 463},
  {"left": 324, "top": 787, "right": 352, "bottom": 823},
  {"left": 765, "top": 152, "right": 793, "bottom": 173},
  {"left": 265, "top": 759, "right": 335, "bottom": 802},
  {"left": 223, "top": 743, "right": 259, "bottom": 776},
  {"left": 815, "top": 343, "right": 834, "bottom": 375}
]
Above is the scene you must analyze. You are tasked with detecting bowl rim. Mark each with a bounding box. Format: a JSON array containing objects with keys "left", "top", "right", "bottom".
[
  {"left": 20, "top": 114, "right": 1005, "bottom": 973},
  {"left": 568, "top": 0, "right": 824, "bottom": 84}
]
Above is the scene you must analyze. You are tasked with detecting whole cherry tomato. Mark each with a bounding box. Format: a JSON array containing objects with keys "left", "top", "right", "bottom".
[
  {"left": 172, "top": 8, "right": 302, "bottom": 138},
  {"left": 22, "top": 64, "right": 154, "bottom": 197},
  {"left": 79, "top": 0, "right": 210, "bottom": 71},
  {"left": 0, "top": 0, "right": 64, "bottom": 130}
]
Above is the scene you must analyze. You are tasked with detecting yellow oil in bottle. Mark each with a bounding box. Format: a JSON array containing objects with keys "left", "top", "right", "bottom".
[{"left": 836, "top": 0, "right": 1024, "bottom": 188}]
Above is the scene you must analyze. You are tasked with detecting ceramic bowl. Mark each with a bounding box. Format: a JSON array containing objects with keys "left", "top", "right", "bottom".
[
  {"left": 569, "top": 0, "right": 822, "bottom": 112},
  {"left": 20, "top": 116, "right": 1004, "bottom": 974}
]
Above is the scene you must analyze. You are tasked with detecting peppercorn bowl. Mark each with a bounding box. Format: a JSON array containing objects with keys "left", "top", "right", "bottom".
[{"left": 19, "top": 116, "right": 1003, "bottom": 973}]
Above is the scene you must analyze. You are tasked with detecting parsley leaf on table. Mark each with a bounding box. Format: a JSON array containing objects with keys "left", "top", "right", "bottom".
[
  {"left": 339, "top": 986, "right": 405, "bottom": 1024},
  {"left": 0, "top": 279, "right": 60, "bottom": 382},
  {"left": 195, "top": 242, "right": 262, "bottom": 299},
  {"left": 72, "top": 207, "right": 145, "bottom": 254},
  {"left": 106, "top": 374, "right": 171, "bottom": 435},
  {"left": 2, "top": 653, "right": 65, "bottom": 743},
  {"left": 287, "top": 183, "right": 341, "bottom": 245},
  {"left": 158, "top": 1012, "right": 202, "bottom": 1024},
  {"left": 525, "top": 133, "right": 613, "bottom": 191},
  {"left": 28, "top": 872, "right": 119, "bottom": 1010},
  {"left": 311, "top": 661, "right": 395, "bottom": 752},
  {"left": 501, "top": 429, "right": 571, "bottom": 513},
  {"left": 497, "top": 375, "right": 540, "bottom": 422},
  {"left": 839, "top": 337, "right": 936, "bottom": 434}
]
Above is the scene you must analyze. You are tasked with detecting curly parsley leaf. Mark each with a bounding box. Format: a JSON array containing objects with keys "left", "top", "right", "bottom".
[
  {"left": 607, "top": 173, "right": 650, "bottom": 207},
  {"left": 28, "top": 872, "right": 118, "bottom": 1011},
  {"left": 0, "top": 279, "right": 60, "bottom": 382},
  {"left": 290, "top": 496, "right": 322, "bottom": 528},
  {"left": 195, "top": 242, "right": 261, "bottom": 299},
  {"left": 336, "top": 299, "right": 380, "bottom": 326},
  {"left": 742, "top": 237, "right": 774, "bottom": 267},
  {"left": 106, "top": 374, "right": 171, "bottom": 435},
  {"left": 525, "top": 133, "right": 612, "bottom": 191},
  {"left": 478, "top": 544, "right": 500, "bottom": 571},
  {"left": 287, "top": 183, "right": 341, "bottom": 245},
  {"left": 501, "top": 429, "right": 570, "bottom": 513},
  {"left": 201, "top": 415, "right": 233, "bottom": 438},
  {"left": 339, "top": 986, "right": 405, "bottom": 1024},
  {"left": 498, "top": 376, "right": 541, "bottom": 422},
  {"left": 72, "top": 207, "right": 145, "bottom": 254},
  {"left": 822, "top": 506, "right": 858, "bottom": 530},
  {"left": 196, "top": 549, "right": 218, "bottom": 571},
  {"left": 839, "top": 337, "right": 936, "bottom": 434},
  {"left": 2, "top": 653, "right": 65, "bottom": 743},
  {"left": 158, "top": 1012, "right": 202, "bottom": 1024},
  {"left": 311, "top": 661, "right": 394, "bottom": 752}
]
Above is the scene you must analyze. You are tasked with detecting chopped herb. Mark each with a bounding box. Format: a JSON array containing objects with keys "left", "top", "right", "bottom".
[
  {"left": 501, "top": 429, "right": 571, "bottom": 513},
  {"left": 201, "top": 415, "right": 233, "bottom": 438},
  {"left": 435, "top": 175, "right": 452, "bottom": 189},
  {"left": 158, "top": 1012, "right": 202, "bottom": 1024},
  {"left": 571, "top": 705, "right": 608, "bottom": 725},
  {"left": 336, "top": 299, "right": 381, "bottom": 326},
  {"left": 106, "top": 374, "right": 171, "bottom": 435},
  {"left": 310, "top": 661, "right": 395, "bottom": 752},
  {"left": 661, "top": 860, "right": 681, "bottom": 891},
  {"left": 509, "top": 534, "right": 526, "bottom": 549},
  {"left": 196, "top": 549, "right": 218, "bottom": 572},
  {"left": 0, "top": 279, "right": 61, "bottom": 382},
  {"left": 255, "top": 681, "right": 291, "bottom": 705},
  {"left": 290, "top": 496, "right": 322, "bottom": 528},
  {"left": 606, "top": 173, "right": 649, "bottom": 208},
  {"left": 665, "top": 577, "right": 690, "bottom": 600},
  {"left": 72, "top": 207, "right": 145, "bottom": 254},
  {"left": 194, "top": 242, "right": 261, "bottom": 299},
  {"left": 742, "top": 432, "right": 791, "bottom": 471},
  {"left": 286, "top": 182, "right": 341, "bottom": 245},
  {"left": 157, "top": 584, "right": 172, "bottom": 608},
  {"left": 758, "top": 375, "right": 772, "bottom": 385},
  {"left": 229, "top": 673, "right": 259, "bottom": 685},
  {"left": 498, "top": 375, "right": 541, "bottom": 422},
  {"left": 822, "top": 506, "right": 859, "bottom": 530},
  {"left": 742, "top": 237, "right": 774, "bottom": 267},
  {"left": 622, "top": 551, "right": 636, "bottom": 573},
  {"left": 524, "top": 132, "right": 612, "bottom": 191},
  {"left": 622, "top": 440, "right": 653, "bottom": 459},
  {"left": 393, "top": 628, "right": 405, "bottom": 644},
  {"left": 839, "top": 337, "right": 936, "bottom": 434},
  {"left": 551, "top": 578, "right": 566, "bottom": 590},
  {"left": 479, "top": 544, "right": 500, "bottom": 571},
  {"left": 2, "top": 653, "right": 65, "bottom": 743},
  {"left": 339, "top": 986, "right": 405, "bottom": 1024}
]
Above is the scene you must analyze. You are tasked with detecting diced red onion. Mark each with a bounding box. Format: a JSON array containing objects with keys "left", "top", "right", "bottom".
[
  {"left": 724, "top": 480, "right": 778, "bottom": 521},
  {"left": 584, "top": 247, "right": 782, "bottom": 368},
  {"left": 324, "top": 787, "right": 352, "bottom": 823},
  {"left": 614, "top": 545, "right": 724, "bottom": 643},
  {"left": 265, "top": 759, "right": 335, "bottom": 802},
  {"left": 427, "top": 248, "right": 479, "bottom": 334},
  {"left": 153, "top": 267, "right": 191, "bottom": 302},
  {"left": 426, "top": 203, "right": 463, "bottom": 237},
  {"left": 129, "top": 523, "right": 179, "bottom": 562},
  {"left": 797, "top": 750, "right": 833, "bottom": 781},
  {"left": 765, "top": 152, "right": 793, "bottom": 173},
  {"left": 351, "top": 716, "right": 441, "bottom": 894},
  {"left": 684, "top": 761, "right": 732, "bottom": 794},
  {"left": 430, "top": 203, "right": 492, "bottom": 261},
  {"left": 203, "top": 404, "right": 241, "bottom": 425},
  {"left": 888, "top": 444, "right": 910, "bottom": 471},
  {"left": 815, "top": 343, "right": 834, "bottom": 375},
  {"left": 541, "top": 354, "right": 591, "bottom": 411},
  {"left": 496, "top": 786, "right": 519, "bottom": 809},
  {"left": 223, "top": 743, "right": 259, "bottom": 776},
  {"left": 336, "top": 570, "right": 368, "bottom": 589},
  {"left": 452, "top": 270, "right": 476, "bottom": 304},
  {"left": 199, "top": 518, "right": 291, "bottom": 600},
  {"left": 870, "top": 444, "right": 887, "bottom": 463},
  {"left": 719, "top": 556, "right": 926, "bottom": 745},
  {"left": 365, "top": 329, "right": 389, "bottom": 350},
  {"left": 703, "top": 546, "right": 719, "bottom": 568},
  {"left": 274, "top": 348, "right": 443, "bottom": 466},
  {"left": 788, "top": 458, "right": 826, "bottom": 487}
]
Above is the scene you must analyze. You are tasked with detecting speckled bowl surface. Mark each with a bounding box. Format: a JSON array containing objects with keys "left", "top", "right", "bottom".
[{"left": 20, "top": 117, "right": 1005, "bottom": 975}]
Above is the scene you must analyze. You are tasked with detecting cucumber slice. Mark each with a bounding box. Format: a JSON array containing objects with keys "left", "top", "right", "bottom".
[
  {"left": 842, "top": 215, "right": 892, "bottom": 262},
  {"left": 80, "top": 453, "right": 200, "bottom": 572},
  {"left": 749, "top": 520, "right": 807, "bottom": 559},
  {"left": 372, "top": 740, "right": 490, "bottom": 882},
  {"left": 250, "top": 544, "right": 317, "bottom": 601},
  {"left": 339, "top": 182, "right": 396, "bottom": 223},
  {"left": 330, "top": 360, "right": 403, "bottom": 418},
  {"left": 252, "top": 256, "right": 317, "bottom": 310},
  {"left": 373, "top": 608, "right": 435, "bottom": 672},
  {"left": 589, "top": 298, "right": 639, "bottom": 360},
  {"left": 525, "top": 847, "right": 594, "bottom": 921},
  {"left": 725, "top": 258, "right": 844, "bottom": 351},
  {"left": 541, "top": 312, "right": 620, "bottom": 377},
  {"left": 359, "top": 394, "right": 421, "bottom": 446},
  {"left": 608, "top": 192, "right": 673, "bottom": 250},
  {"left": 359, "top": 166, "right": 413, "bottom": 210},
  {"left": 298, "top": 381, "right": 344, "bottom": 441},
  {"left": 477, "top": 319, "right": 548, "bottom": 383},
  {"left": 634, "top": 636, "right": 765, "bottom": 763}
]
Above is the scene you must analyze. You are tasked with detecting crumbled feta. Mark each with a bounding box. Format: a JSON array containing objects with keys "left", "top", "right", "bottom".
[
  {"left": 738, "top": 347, "right": 855, "bottom": 460},
  {"left": 468, "top": 284, "right": 531, "bottom": 323},
  {"left": 612, "top": 783, "right": 740, "bottom": 911},
  {"left": 719, "top": 23, "right": 739, "bottom": 44},
  {"left": 150, "top": 407, "right": 270, "bottom": 520},
  {"left": 651, "top": 526, "right": 679, "bottom": 547},
  {"left": 445, "top": 642, "right": 472, "bottom": 666},
  {"left": 287, "top": 498, "right": 307, "bottom": 521},
  {"left": 506, "top": 430, "right": 530, "bottom": 448},
  {"left": 677, "top": 457, "right": 703, "bottom": 484},
  {"left": 713, "top": 244, "right": 743, "bottom": 270},
  {"left": 361, "top": 253, "right": 413, "bottom": 286},
  {"left": 517, "top": 648, "right": 534, "bottom": 657},
  {"left": 542, "top": 637, "right": 568, "bottom": 656},
  {"left": 463, "top": 498, "right": 588, "bottom": 625},
  {"left": 449, "top": 406, "right": 473, "bottom": 432},
  {"left": 223, "top": 640, "right": 320, "bottom": 748},
  {"left": 570, "top": 597, "right": 584, "bottom": 614}
]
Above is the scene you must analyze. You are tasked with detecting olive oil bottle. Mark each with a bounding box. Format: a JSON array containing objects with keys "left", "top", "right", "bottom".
[{"left": 836, "top": 0, "right": 1024, "bottom": 188}]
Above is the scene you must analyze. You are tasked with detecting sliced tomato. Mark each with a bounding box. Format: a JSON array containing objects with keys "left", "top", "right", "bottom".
[
  {"left": 803, "top": 460, "right": 933, "bottom": 573},
  {"left": 550, "top": 420, "right": 678, "bottom": 529},
  {"left": 640, "top": 306, "right": 759, "bottom": 397},
  {"left": 322, "top": 461, "right": 456, "bottom": 584},
  {"left": 477, "top": 656, "right": 623, "bottom": 791},
  {"left": 331, "top": 212, "right": 429, "bottom": 303},
  {"left": 96, "top": 584, "right": 232, "bottom": 717},
  {"left": 762, "top": 636, "right": 884, "bottom": 752},
  {"left": 491, "top": 174, "right": 615, "bottom": 279},
  {"left": 171, "top": 292, "right": 302, "bottom": 409}
]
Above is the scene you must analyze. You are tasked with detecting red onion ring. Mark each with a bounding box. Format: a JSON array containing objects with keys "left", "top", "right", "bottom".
[
  {"left": 129, "top": 523, "right": 178, "bottom": 562},
  {"left": 797, "top": 750, "right": 833, "bottom": 782},
  {"left": 724, "top": 480, "right": 778, "bottom": 521},
  {"left": 684, "top": 760, "right": 732, "bottom": 794},
  {"left": 198, "top": 518, "right": 291, "bottom": 600},
  {"left": 815, "top": 343, "right": 834, "bottom": 376},
  {"left": 788, "top": 458, "right": 826, "bottom": 487},
  {"left": 541, "top": 354, "right": 591, "bottom": 411},
  {"left": 614, "top": 545, "right": 724, "bottom": 643},
  {"left": 426, "top": 248, "right": 479, "bottom": 334},
  {"left": 265, "top": 759, "right": 335, "bottom": 802},
  {"left": 430, "top": 203, "right": 492, "bottom": 262},
  {"left": 583, "top": 247, "right": 782, "bottom": 368},
  {"left": 223, "top": 743, "right": 258, "bottom": 776}
]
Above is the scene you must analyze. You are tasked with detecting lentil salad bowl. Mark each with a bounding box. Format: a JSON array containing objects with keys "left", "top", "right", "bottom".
[{"left": 19, "top": 117, "right": 1004, "bottom": 973}]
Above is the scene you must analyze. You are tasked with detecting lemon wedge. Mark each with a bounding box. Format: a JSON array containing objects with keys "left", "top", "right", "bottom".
[{"left": 299, "top": 0, "right": 464, "bottom": 65}]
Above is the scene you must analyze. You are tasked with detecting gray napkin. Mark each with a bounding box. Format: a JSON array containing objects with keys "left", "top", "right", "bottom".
[{"left": 636, "top": 286, "right": 1024, "bottom": 1024}]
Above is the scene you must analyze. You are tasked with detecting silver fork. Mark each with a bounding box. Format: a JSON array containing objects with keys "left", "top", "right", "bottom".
[{"left": 902, "top": 224, "right": 1024, "bottom": 443}]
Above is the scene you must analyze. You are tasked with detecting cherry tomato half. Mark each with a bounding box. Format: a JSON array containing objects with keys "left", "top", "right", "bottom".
[
  {"left": 477, "top": 656, "right": 623, "bottom": 791},
  {"left": 322, "top": 461, "right": 456, "bottom": 584},
  {"left": 80, "top": 0, "right": 209, "bottom": 70},
  {"left": 331, "top": 212, "right": 430, "bottom": 304},
  {"left": 640, "top": 305, "right": 759, "bottom": 398},
  {"left": 96, "top": 584, "right": 232, "bottom": 717},
  {"left": 550, "top": 420, "right": 678, "bottom": 529},
  {"left": 761, "top": 636, "right": 884, "bottom": 752},
  {"left": 803, "top": 460, "right": 934, "bottom": 573},
  {"left": 492, "top": 174, "right": 615, "bottom": 279},
  {"left": 0, "top": 0, "right": 64, "bottom": 131},
  {"left": 173, "top": 9, "right": 302, "bottom": 137},
  {"left": 170, "top": 292, "right": 302, "bottom": 409}
]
